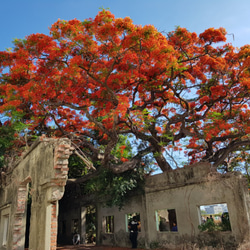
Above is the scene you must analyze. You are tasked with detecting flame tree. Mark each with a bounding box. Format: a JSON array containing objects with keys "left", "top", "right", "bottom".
[{"left": 0, "top": 10, "right": 249, "bottom": 176}]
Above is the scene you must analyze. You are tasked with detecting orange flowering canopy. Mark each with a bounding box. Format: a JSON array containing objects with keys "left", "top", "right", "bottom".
[{"left": 0, "top": 10, "right": 249, "bottom": 173}]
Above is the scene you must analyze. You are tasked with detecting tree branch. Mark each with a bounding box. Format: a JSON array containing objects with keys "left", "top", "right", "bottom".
[{"left": 211, "top": 139, "right": 250, "bottom": 169}]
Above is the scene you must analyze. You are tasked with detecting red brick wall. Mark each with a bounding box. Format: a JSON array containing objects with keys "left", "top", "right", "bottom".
[
  {"left": 49, "top": 142, "right": 73, "bottom": 249},
  {"left": 13, "top": 176, "right": 31, "bottom": 250},
  {"left": 50, "top": 202, "right": 58, "bottom": 250}
]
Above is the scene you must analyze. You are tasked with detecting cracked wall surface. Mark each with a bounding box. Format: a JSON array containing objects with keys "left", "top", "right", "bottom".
[
  {"left": 1, "top": 137, "right": 250, "bottom": 249},
  {"left": 0, "top": 137, "right": 73, "bottom": 250},
  {"left": 95, "top": 162, "right": 250, "bottom": 249},
  {"left": 58, "top": 162, "right": 250, "bottom": 249}
]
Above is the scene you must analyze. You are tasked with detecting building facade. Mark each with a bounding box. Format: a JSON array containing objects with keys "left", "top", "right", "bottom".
[
  {"left": 1, "top": 138, "right": 250, "bottom": 249},
  {"left": 58, "top": 163, "right": 250, "bottom": 249},
  {"left": 0, "top": 137, "right": 73, "bottom": 250}
]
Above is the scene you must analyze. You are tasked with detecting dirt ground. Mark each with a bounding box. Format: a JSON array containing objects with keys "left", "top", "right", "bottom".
[{"left": 56, "top": 244, "right": 148, "bottom": 250}]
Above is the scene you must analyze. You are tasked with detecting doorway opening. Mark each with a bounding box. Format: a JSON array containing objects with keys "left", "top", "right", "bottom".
[
  {"left": 85, "top": 205, "right": 97, "bottom": 244},
  {"left": 24, "top": 182, "right": 32, "bottom": 248}
]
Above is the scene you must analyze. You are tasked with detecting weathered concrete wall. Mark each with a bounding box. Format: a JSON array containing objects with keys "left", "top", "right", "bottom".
[
  {"left": 1, "top": 137, "right": 250, "bottom": 249},
  {"left": 144, "top": 162, "right": 250, "bottom": 248},
  {"left": 0, "top": 137, "right": 73, "bottom": 250},
  {"left": 97, "top": 195, "right": 147, "bottom": 248},
  {"left": 96, "top": 162, "right": 250, "bottom": 249}
]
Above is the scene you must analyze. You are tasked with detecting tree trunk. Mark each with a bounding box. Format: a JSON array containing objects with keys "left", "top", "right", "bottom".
[{"left": 152, "top": 149, "right": 172, "bottom": 172}]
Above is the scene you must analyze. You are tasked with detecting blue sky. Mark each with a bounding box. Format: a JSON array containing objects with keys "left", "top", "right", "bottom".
[{"left": 1, "top": 0, "right": 250, "bottom": 51}]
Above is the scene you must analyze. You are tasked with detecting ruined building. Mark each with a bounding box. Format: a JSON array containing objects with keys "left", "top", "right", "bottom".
[{"left": 0, "top": 137, "right": 250, "bottom": 249}]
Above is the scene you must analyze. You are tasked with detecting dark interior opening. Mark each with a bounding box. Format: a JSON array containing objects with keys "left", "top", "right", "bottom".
[{"left": 25, "top": 183, "right": 32, "bottom": 248}]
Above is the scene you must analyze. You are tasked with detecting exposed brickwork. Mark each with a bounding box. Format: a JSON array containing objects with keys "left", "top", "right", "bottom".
[
  {"left": 49, "top": 141, "right": 73, "bottom": 250},
  {"left": 53, "top": 143, "right": 74, "bottom": 186},
  {"left": 50, "top": 202, "right": 58, "bottom": 250},
  {"left": 1, "top": 138, "right": 73, "bottom": 249},
  {"left": 12, "top": 176, "right": 31, "bottom": 250}
]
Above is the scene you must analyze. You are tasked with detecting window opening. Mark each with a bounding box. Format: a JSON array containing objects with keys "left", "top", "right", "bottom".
[
  {"left": 126, "top": 213, "right": 141, "bottom": 232},
  {"left": 156, "top": 209, "right": 178, "bottom": 232},
  {"left": 2, "top": 215, "right": 9, "bottom": 246},
  {"left": 198, "top": 203, "right": 231, "bottom": 231},
  {"left": 86, "top": 205, "right": 96, "bottom": 244},
  {"left": 104, "top": 216, "right": 114, "bottom": 233}
]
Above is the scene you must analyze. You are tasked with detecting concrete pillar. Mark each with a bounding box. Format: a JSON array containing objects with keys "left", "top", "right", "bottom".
[{"left": 44, "top": 203, "right": 52, "bottom": 250}]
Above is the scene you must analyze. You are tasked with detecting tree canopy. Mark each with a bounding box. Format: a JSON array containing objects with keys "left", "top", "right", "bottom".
[{"left": 0, "top": 9, "right": 249, "bottom": 176}]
